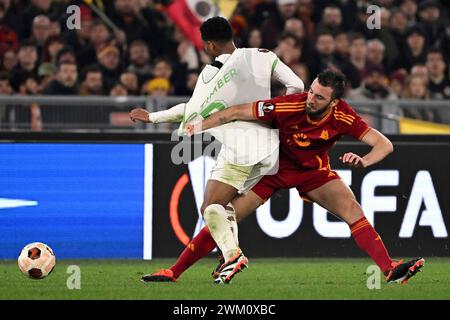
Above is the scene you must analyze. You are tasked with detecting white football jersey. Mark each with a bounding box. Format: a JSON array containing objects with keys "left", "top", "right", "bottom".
[{"left": 179, "top": 48, "right": 301, "bottom": 165}]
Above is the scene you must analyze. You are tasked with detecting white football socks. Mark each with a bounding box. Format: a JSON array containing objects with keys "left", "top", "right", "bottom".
[
  {"left": 225, "top": 202, "right": 239, "bottom": 247},
  {"left": 203, "top": 203, "right": 240, "bottom": 262}
]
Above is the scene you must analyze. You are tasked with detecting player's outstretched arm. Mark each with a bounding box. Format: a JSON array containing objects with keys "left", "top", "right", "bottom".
[
  {"left": 129, "top": 103, "right": 185, "bottom": 123},
  {"left": 186, "top": 103, "right": 255, "bottom": 135},
  {"left": 272, "top": 58, "right": 304, "bottom": 94},
  {"left": 340, "top": 128, "right": 394, "bottom": 168}
]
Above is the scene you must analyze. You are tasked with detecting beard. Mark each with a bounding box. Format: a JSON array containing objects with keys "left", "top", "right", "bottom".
[{"left": 306, "top": 101, "right": 332, "bottom": 119}]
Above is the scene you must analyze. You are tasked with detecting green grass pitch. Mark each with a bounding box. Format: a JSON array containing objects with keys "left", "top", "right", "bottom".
[{"left": 1, "top": 258, "right": 449, "bottom": 300}]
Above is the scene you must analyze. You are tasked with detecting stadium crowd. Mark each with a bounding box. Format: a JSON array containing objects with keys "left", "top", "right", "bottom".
[{"left": 0, "top": 0, "right": 448, "bottom": 128}]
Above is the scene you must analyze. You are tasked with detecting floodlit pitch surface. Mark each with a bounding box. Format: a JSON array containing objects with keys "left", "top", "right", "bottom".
[{"left": 1, "top": 258, "right": 449, "bottom": 299}]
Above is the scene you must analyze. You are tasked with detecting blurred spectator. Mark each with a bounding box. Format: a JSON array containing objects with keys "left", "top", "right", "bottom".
[
  {"left": 21, "top": 0, "right": 62, "bottom": 40},
  {"left": 307, "top": 31, "right": 337, "bottom": 79},
  {"left": 399, "top": 0, "right": 418, "bottom": 23},
  {"left": 109, "top": 81, "right": 127, "bottom": 96},
  {"left": 290, "top": 62, "right": 310, "bottom": 88},
  {"left": 283, "top": 17, "right": 314, "bottom": 58},
  {"left": 182, "top": 69, "right": 199, "bottom": 96},
  {"left": 173, "top": 27, "right": 200, "bottom": 71},
  {"left": 16, "top": 71, "right": 40, "bottom": 95},
  {"left": 334, "top": 31, "right": 350, "bottom": 61},
  {"left": 393, "top": 25, "right": 428, "bottom": 72},
  {"left": 0, "top": 0, "right": 23, "bottom": 38},
  {"left": 0, "top": 71, "right": 13, "bottom": 126},
  {"left": 151, "top": 57, "right": 174, "bottom": 94},
  {"left": 370, "top": 7, "right": 399, "bottom": 72},
  {"left": 1, "top": 48, "right": 17, "bottom": 72},
  {"left": 0, "top": 71, "right": 12, "bottom": 94},
  {"left": 274, "top": 32, "right": 302, "bottom": 66},
  {"left": 346, "top": 33, "right": 367, "bottom": 88},
  {"left": 249, "top": 0, "right": 278, "bottom": 29},
  {"left": 41, "top": 35, "right": 63, "bottom": 65},
  {"left": 75, "top": 19, "right": 112, "bottom": 69},
  {"left": 14, "top": 41, "right": 38, "bottom": 76},
  {"left": 119, "top": 71, "right": 139, "bottom": 95},
  {"left": 78, "top": 65, "right": 104, "bottom": 96},
  {"left": 336, "top": 0, "right": 358, "bottom": 31},
  {"left": 10, "top": 70, "right": 42, "bottom": 130},
  {"left": 110, "top": 0, "right": 166, "bottom": 58},
  {"left": 425, "top": 48, "right": 450, "bottom": 99},
  {"left": 316, "top": 4, "right": 344, "bottom": 35},
  {"left": 402, "top": 74, "right": 438, "bottom": 122},
  {"left": 127, "top": 40, "right": 153, "bottom": 84},
  {"left": 244, "top": 28, "right": 263, "bottom": 48},
  {"left": 366, "top": 39, "right": 386, "bottom": 69},
  {"left": 260, "top": 0, "right": 299, "bottom": 49},
  {"left": 63, "top": 4, "right": 94, "bottom": 68},
  {"left": 0, "top": 1, "right": 19, "bottom": 56},
  {"left": 29, "top": 15, "right": 51, "bottom": 58},
  {"left": 229, "top": 12, "right": 248, "bottom": 47},
  {"left": 96, "top": 43, "right": 123, "bottom": 91},
  {"left": 347, "top": 65, "right": 397, "bottom": 101},
  {"left": 437, "top": 20, "right": 450, "bottom": 59},
  {"left": 283, "top": 18, "right": 304, "bottom": 40},
  {"left": 142, "top": 77, "right": 170, "bottom": 97},
  {"left": 296, "top": 0, "right": 315, "bottom": 35},
  {"left": 55, "top": 46, "right": 76, "bottom": 65},
  {"left": 49, "top": 19, "right": 60, "bottom": 37},
  {"left": 37, "top": 62, "right": 56, "bottom": 92},
  {"left": 417, "top": 0, "right": 445, "bottom": 46},
  {"left": 43, "top": 61, "right": 78, "bottom": 95},
  {"left": 0, "top": 0, "right": 447, "bottom": 130},
  {"left": 389, "top": 69, "right": 408, "bottom": 98},
  {"left": 389, "top": 8, "right": 409, "bottom": 54},
  {"left": 410, "top": 63, "right": 429, "bottom": 81},
  {"left": 89, "top": 19, "right": 112, "bottom": 48}
]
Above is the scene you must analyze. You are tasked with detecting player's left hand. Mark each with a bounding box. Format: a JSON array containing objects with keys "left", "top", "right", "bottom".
[
  {"left": 185, "top": 124, "right": 195, "bottom": 136},
  {"left": 339, "top": 152, "right": 367, "bottom": 168}
]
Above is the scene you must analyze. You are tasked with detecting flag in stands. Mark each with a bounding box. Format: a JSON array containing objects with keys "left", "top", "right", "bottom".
[{"left": 166, "top": 0, "right": 222, "bottom": 49}]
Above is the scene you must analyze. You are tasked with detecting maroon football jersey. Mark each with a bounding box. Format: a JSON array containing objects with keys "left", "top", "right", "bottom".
[{"left": 252, "top": 92, "right": 370, "bottom": 170}]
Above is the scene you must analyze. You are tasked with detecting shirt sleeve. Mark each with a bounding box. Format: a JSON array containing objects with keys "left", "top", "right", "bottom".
[
  {"left": 341, "top": 107, "right": 371, "bottom": 140},
  {"left": 272, "top": 58, "right": 305, "bottom": 94},
  {"left": 149, "top": 103, "right": 185, "bottom": 123},
  {"left": 252, "top": 93, "right": 304, "bottom": 122}
]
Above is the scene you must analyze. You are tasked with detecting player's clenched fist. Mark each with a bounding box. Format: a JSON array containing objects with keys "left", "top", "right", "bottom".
[
  {"left": 129, "top": 108, "right": 151, "bottom": 123},
  {"left": 339, "top": 152, "right": 367, "bottom": 168},
  {"left": 184, "top": 123, "right": 203, "bottom": 136}
]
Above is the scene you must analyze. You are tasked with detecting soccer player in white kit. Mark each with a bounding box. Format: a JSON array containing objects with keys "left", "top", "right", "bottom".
[{"left": 130, "top": 17, "right": 304, "bottom": 284}]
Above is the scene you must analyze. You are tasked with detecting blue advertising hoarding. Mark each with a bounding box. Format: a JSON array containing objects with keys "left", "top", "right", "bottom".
[{"left": 0, "top": 143, "right": 152, "bottom": 259}]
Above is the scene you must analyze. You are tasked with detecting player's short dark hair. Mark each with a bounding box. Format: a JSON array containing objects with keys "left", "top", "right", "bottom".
[
  {"left": 200, "top": 16, "right": 233, "bottom": 42},
  {"left": 317, "top": 69, "right": 346, "bottom": 100}
]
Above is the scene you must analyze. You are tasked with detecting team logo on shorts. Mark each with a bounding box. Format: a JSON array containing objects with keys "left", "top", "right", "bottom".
[{"left": 257, "top": 102, "right": 274, "bottom": 117}]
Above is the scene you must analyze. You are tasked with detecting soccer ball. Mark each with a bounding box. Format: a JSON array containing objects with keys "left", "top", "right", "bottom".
[{"left": 18, "top": 242, "right": 56, "bottom": 279}]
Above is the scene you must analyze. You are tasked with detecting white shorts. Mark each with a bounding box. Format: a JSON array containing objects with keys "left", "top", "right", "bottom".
[{"left": 210, "top": 147, "right": 279, "bottom": 194}]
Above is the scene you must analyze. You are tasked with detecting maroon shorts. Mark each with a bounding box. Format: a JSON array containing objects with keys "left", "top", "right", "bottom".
[{"left": 251, "top": 158, "right": 341, "bottom": 201}]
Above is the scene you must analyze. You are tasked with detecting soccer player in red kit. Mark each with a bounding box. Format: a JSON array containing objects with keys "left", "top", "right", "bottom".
[{"left": 144, "top": 70, "right": 424, "bottom": 284}]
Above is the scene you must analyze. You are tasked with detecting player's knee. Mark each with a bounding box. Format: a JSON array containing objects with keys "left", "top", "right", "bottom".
[
  {"left": 200, "top": 201, "right": 213, "bottom": 215},
  {"left": 203, "top": 203, "right": 225, "bottom": 221}
]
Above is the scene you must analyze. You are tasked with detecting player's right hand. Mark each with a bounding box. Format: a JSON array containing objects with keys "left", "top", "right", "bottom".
[{"left": 129, "top": 108, "right": 151, "bottom": 123}]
